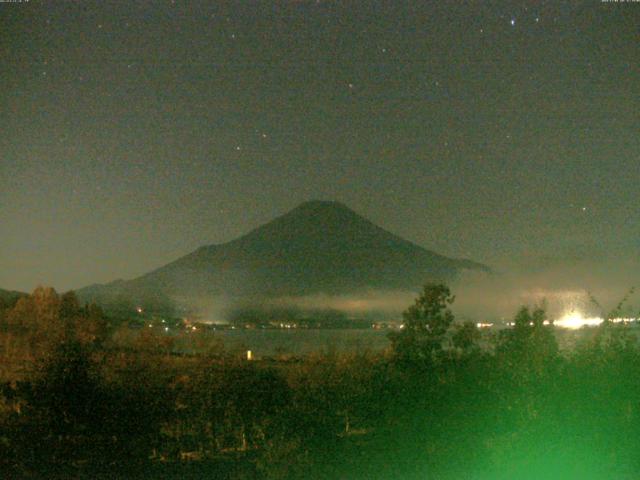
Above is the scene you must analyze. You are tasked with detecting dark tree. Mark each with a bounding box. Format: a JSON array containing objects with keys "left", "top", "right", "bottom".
[
  {"left": 389, "top": 283, "right": 455, "bottom": 365},
  {"left": 452, "top": 320, "right": 481, "bottom": 355},
  {"left": 497, "top": 306, "right": 558, "bottom": 372}
]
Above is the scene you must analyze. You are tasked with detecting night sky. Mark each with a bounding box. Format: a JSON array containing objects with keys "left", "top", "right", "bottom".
[{"left": 1, "top": 1, "right": 639, "bottom": 293}]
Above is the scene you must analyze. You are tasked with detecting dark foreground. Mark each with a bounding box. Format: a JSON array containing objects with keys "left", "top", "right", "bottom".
[{"left": 2, "top": 286, "right": 640, "bottom": 479}]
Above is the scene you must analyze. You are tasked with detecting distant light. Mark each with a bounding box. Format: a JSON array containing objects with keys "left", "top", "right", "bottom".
[
  {"left": 510, "top": 18, "right": 516, "bottom": 26},
  {"left": 164, "top": 327, "right": 169, "bottom": 332},
  {"left": 611, "top": 317, "right": 635, "bottom": 324},
  {"left": 136, "top": 307, "right": 143, "bottom": 314},
  {"left": 556, "top": 311, "right": 602, "bottom": 329},
  {"left": 247, "top": 350, "right": 253, "bottom": 361}
]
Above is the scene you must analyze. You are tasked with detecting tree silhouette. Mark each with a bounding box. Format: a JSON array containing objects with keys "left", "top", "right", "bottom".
[{"left": 389, "top": 283, "right": 455, "bottom": 365}]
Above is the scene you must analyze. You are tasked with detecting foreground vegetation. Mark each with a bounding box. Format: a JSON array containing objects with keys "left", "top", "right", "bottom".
[{"left": 1, "top": 285, "right": 640, "bottom": 479}]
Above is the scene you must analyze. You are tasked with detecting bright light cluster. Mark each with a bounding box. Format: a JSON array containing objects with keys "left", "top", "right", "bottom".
[
  {"left": 555, "top": 312, "right": 603, "bottom": 329},
  {"left": 476, "top": 322, "right": 493, "bottom": 329},
  {"left": 554, "top": 312, "right": 637, "bottom": 329}
]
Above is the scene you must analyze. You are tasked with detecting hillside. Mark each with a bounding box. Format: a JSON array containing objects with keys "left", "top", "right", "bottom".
[
  {"left": 0, "top": 288, "right": 27, "bottom": 306},
  {"left": 78, "top": 201, "right": 490, "bottom": 311}
]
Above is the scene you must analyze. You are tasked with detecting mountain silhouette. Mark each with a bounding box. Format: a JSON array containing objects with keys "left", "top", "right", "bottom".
[
  {"left": 0, "top": 288, "right": 26, "bottom": 306},
  {"left": 78, "top": 201, "right": 489, "bottom": 310}
]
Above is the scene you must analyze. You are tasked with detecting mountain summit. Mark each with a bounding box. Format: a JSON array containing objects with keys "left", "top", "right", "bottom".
[{"left": 79, "top": 201, "right": 489, "bottom": 309}]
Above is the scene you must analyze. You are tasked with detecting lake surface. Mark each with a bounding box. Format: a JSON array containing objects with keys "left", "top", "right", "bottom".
[
  {"left": 169, "top": 325, "right": 638, "bottom": 357},
  {"left": 203, "top": 328, "right": 391, "bottom": 356}
]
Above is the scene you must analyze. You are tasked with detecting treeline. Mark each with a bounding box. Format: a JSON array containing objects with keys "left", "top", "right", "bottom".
[{"left": 1, "top": 285, "right": 640, "bottom": 479}]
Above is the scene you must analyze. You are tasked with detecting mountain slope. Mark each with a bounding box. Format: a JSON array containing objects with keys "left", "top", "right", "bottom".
[
  {"left": 0, "top": 288, "right": 27, "bottom": 306},
  {"left": 79, "top": 201, "right": 489, "bottom": 308}
]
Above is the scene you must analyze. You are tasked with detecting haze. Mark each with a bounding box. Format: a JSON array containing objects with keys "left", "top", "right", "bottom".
[{"left": 1, "top": 2, "right": 638, "bottom": 313}]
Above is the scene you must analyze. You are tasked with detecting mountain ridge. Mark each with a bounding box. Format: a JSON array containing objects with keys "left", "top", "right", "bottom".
[
  {"left": 78, "top": 201, "right": 490, "bottom": 312},
  {"left": 0, "top": 288, "right": 27, "bottom": 305}
]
